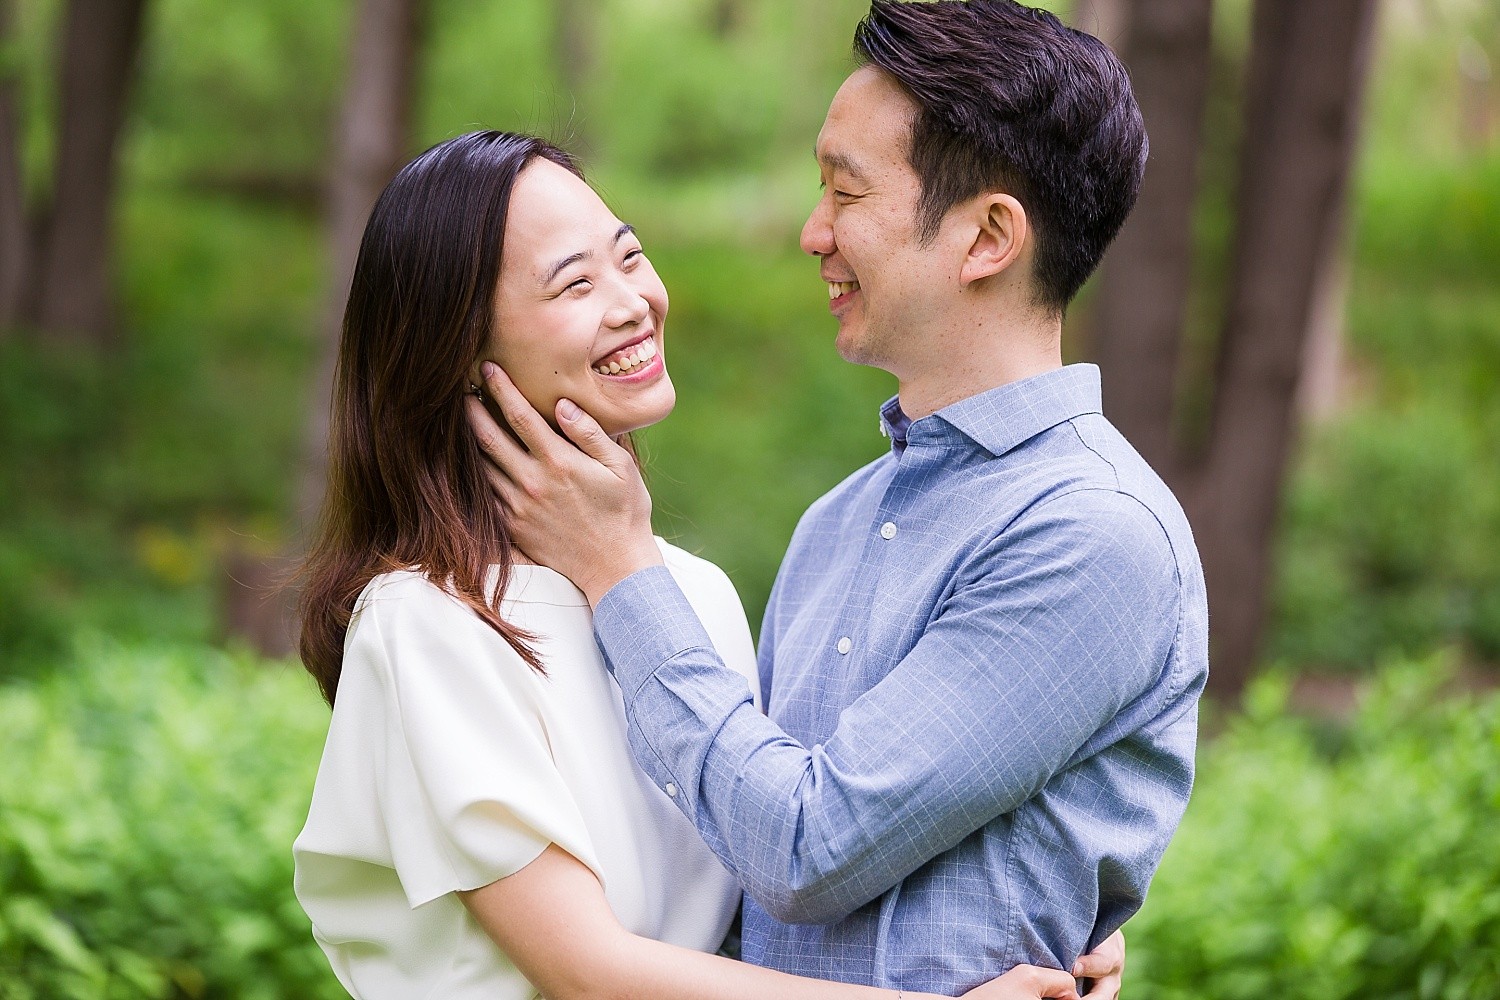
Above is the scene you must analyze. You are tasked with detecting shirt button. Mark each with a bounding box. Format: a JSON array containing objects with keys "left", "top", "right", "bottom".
[
  {"left": 664, "top": 782, "right": 678, "bottom": 797},
  {"left": 880, "top": 521, "right": 897, "bottom": 540},
  {"left": 836, "top": 637, "right": 852, "bottom": 655}
]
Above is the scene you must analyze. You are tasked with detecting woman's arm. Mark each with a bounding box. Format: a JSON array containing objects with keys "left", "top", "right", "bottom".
[{"left": 460, "top": 844, "right": 1080, "bottom": 1000}]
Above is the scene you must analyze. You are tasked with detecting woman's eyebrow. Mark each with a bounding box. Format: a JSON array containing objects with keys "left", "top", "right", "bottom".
[
  {"left": 543, "top": 251, "right": 589, "bottom": 287},
  {"left": 542, "top": 225, "right": 637, "bottom": 286}
]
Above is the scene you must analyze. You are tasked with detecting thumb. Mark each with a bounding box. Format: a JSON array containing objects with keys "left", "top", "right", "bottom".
[{"left": 556, "top": 398, "right": 631, "bottom": 471}]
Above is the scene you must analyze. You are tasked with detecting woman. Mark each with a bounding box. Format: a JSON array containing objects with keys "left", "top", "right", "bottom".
[{"left": 293, "top": 130, "right": 1109, "bottom": 1000}]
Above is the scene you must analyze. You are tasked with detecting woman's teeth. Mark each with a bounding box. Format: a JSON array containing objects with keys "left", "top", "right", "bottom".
[
  {"left": 828, "top": 280, "right": 859, "bottom": 299},
  {"left": 594, "top": 336, "right": 658, "bottom": 376}
]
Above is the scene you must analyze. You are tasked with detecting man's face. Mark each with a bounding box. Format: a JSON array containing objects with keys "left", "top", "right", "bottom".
[{"left": 801, "top": 66, "right": 954, "bottom": 378}]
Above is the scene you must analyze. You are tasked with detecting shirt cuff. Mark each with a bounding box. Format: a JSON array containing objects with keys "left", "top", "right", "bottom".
[{"left": 593, "top": 564, "right": 718, "bottom": 697}]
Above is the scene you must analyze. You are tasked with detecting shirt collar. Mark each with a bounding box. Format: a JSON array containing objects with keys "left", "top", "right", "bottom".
[
  {"left": 881, "top": 364, "right": 1103, "bottom": 458},
  {"left": 878, "top": 396, "right": 914, "bottom": 450}
]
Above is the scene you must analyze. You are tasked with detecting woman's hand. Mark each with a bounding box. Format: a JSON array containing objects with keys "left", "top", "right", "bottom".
[
  {"left": 958, "top": 930, "right": 1125, "bottom": 1000},
  {"left": 1073, "top": 930, "right": 1124, "bottom": 999},
  {"left": 960, "top": 964, "right": 1081, "bottom": 1000}
]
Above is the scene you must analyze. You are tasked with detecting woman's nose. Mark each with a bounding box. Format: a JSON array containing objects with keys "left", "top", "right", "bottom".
[{"left": 604, "top": 283, "right": 651, "bottom": 328}]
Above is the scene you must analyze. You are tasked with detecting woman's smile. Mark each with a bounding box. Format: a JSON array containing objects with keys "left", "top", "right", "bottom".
[{"left": 592, "top": 332, "right": 661, "bottom": 378}]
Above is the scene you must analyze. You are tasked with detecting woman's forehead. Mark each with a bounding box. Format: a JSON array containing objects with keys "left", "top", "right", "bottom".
[{"left": 508, "top": 161, "right": 617, "bottom": 246}]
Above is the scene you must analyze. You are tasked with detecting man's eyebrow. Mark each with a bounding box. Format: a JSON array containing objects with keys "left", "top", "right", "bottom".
[
  {"left": 542, "top": 224, "right": 636, "bottom": 287},
  {"left": 815, "top": 149, "right": 868, "bottom": 183}
]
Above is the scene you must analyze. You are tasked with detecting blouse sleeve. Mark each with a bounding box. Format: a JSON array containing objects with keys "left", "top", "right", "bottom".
[{"left": 352, "top": 573, "right": 600, "bottom": 909}]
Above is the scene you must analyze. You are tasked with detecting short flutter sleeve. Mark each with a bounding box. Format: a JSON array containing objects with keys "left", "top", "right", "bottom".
[{"left": 349, "top": 573, "right": 600, "bottom": 909}]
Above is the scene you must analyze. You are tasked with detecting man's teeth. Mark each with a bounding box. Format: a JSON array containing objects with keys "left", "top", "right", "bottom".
[
  {"left": 828, "top": 280, "right": 860, "bottom": 299},
  {"left": 594, "top": 336, "right": 658, "bottom": 375}
]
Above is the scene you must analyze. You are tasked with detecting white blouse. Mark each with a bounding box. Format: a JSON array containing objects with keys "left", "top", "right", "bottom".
[{"left": 293, "top": 541, "right": 759, "bottom": 1000}]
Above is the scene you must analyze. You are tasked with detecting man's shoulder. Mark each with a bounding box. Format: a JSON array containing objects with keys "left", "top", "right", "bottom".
[{"left": 1024, "top": 415, "right": 1198, "bottom": 550}]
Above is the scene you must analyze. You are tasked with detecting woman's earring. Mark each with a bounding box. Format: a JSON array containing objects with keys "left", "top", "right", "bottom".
[{"left": 468, "top": 382, "right": 483, "bottom": 399}]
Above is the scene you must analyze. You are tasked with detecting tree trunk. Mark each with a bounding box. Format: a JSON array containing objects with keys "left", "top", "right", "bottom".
[
  {"left": 1089, "top": 0, "right": 1215, "bottom": 478},
  {"left": 0, "top": 0, "right": 27, "bottom": 331},
  {"left": 1191, "top": 0, "right": 1379, "bottom": 702},
  {"left": 224, "top": 0, "right": 425, "bottom": 658},
  {"left": 296, "top": 0, "right": 425, "bottom": 536},
  {"left": 31, "top": 0, "right": 147, "bottom": 346},
  {"left": 1070, "top": 0, "right": 1131, "bottom": 51},
  {"left": 711, "top": 0, "right": 747, "bottom": 39},
  {"left": 552, "top": 0, "right": 595, "bottom": 154}
]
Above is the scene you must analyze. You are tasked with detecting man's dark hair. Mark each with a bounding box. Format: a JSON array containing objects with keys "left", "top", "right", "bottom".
[{"left": 854, "top": 0, "right": 1146, "bottom": 312}]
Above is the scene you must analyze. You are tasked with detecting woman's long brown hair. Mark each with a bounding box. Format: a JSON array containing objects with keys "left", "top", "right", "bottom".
[{"left": 299, "top": 131, "right": 580, "bottom": 705}]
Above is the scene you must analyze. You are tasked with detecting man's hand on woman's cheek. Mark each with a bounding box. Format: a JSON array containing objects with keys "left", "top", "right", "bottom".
[{"left": 465, "top": 362, "right": 663, "bottom": 606}]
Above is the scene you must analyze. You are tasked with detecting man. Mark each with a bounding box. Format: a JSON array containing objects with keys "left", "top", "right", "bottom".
[{"left": 468, "top": 1, "right": 1207, "bottom": 994}]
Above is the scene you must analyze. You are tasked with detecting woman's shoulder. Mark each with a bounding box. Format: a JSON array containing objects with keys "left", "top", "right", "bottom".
[
  {"left": 346, "top": 569, "right": 546, "bottom": 666},
  {"left": 351, "top": 568, "right": 466, "bottom": 629},
  {"left": 656, "top": 537, "right": 736, "bottom": 593},
  {"left": 354, "top": 565, "right": 587, "bottom": 626}
]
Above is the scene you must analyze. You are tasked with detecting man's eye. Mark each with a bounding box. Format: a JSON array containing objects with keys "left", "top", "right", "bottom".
[
  {"left": 565, "top": 278, "right": 591, "bottom": 292},
  {"left": 624, "top": 248, "right": 644, "bottom": 263}
]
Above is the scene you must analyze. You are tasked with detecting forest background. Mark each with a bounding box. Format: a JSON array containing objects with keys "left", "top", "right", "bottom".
[{"left": 1, "top": 0, "right": 1498, "bottom": 997}]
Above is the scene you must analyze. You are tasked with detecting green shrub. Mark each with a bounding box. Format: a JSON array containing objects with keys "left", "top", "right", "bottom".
[
  {"left": 1131, "top": 653, "right": 1500, "bottom": 998},
  {"left": 0, "top": 639, "right": 342, "bottom": 1000},
  {"left": 5, "top": 639, "right": 1495, "bottom": 999}
]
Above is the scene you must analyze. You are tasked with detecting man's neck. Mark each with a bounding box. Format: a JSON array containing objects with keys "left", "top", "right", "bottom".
[{"left": 895, "top": 315, "right": 1064, "bottom": 420}]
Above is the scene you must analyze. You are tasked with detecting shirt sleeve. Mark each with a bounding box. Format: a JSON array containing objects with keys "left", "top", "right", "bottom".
[
  {"left": 593, "top": 488, "right": 1180, "bottom": 924},
  {"left": 356, "top": 576, "right": 601, "bottom": 909}
]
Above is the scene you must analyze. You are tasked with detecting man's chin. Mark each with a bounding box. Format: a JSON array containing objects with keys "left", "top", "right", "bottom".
[{"left": 834, "top": 326, "right": 882, "bottom": 369}]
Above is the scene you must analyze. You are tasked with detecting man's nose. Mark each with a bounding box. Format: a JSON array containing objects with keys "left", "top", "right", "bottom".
[{"left": 800, "top": 193, "right": 835, "bottom": 257}]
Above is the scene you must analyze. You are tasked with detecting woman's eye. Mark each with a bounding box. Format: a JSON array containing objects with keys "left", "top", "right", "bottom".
[
  {"left": 565, "top": 278, "right": 591, "bottom": 293},
  {"left": 624, "top": 248, "right": 644, "bottom": 263}
]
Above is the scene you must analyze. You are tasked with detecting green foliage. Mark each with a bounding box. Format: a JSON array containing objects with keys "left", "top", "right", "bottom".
[
  {"left": 1131, "top": 656, "right": 1500, "bottom": 998},
  {"left": 0, "top": 640, "right": 342, "bottom": 999},
  {"left": 3, "top": 643, "right": 1494, "bottom": 999},
  {"left": 1269, "top": 153, "right": 1500, "bottom": 669}
]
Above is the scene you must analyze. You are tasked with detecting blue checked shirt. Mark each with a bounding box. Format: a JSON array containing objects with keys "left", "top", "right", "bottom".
[{"left": 594, "top": 364, "right": 1208, "bottom": 993}]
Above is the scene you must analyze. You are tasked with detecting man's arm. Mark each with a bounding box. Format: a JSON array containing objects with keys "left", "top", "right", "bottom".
[
  {"left": 592, "top": 493, "right": 1176, "bottom": 923},
  {"left": 466, "top": 365, "right": 1179, "bottom": 924}
]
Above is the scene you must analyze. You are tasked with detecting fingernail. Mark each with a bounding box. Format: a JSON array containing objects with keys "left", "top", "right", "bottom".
[
  {"left": 1071, "top": 963, "right": 1083, "bottom": 977},
  {"left": 481, "top": 361, "right": 499, "bottom": 379},
  {"left": 557, "top": 398, "right": 580, "bottom": 420}
]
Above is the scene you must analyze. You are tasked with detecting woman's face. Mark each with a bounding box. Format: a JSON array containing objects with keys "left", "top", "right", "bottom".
[{"left": 484, "top": 159, "right": 674, "bottom": 437}]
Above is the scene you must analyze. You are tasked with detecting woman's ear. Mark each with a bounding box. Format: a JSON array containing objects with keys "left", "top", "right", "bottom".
[{"left": 959, "top": 193, "right": 1027, "bottom": 287}]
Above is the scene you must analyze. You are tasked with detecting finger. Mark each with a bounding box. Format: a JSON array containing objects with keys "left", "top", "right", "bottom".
[
  {"left": 478, "top": 457, "right": 518, "bottom": 509},
  {"left": 466, "top": 393, "right": 531, "bottom": 473},
  {"left": 1072, "top": 931, "right": 1124, "bottom": 980},
  {"left": 555, "top": 398, "right": 632, "bottom": 471},
  {"left": 1030, "top": 968, "right": 1082, "bottom": 1000},
  {"left": 1080, "top": 972, "right": 1120, "bottom": 1000},
  {"left": 480, "top": 362, "right": 564, "bottom": 459},
  {"left": 1071, "top": 952, "right": 1116, "bottom": 980}
]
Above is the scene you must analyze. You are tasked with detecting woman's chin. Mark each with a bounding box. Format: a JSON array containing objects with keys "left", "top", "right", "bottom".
[{"left": 601, "top": 385, "right": 677, "bottom": 438}]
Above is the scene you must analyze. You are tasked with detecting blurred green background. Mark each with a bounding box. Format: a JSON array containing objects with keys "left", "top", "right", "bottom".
[{"left": 2, "top": 0, "right": 1498, "bottom": 996}]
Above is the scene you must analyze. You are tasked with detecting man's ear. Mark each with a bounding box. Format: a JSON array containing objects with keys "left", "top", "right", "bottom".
[{"left": 959, "top": 193, "right": 1028, "bottom": 287}]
